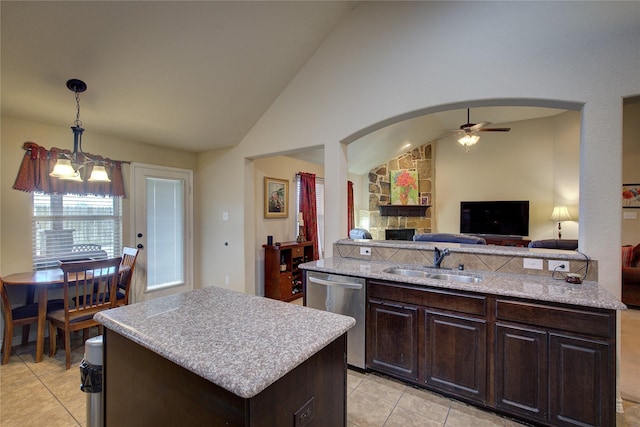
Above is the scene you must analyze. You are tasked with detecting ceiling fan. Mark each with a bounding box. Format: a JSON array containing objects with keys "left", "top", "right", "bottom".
[{"left": 440, "top": 108, "right": 511, "bottom": 152}]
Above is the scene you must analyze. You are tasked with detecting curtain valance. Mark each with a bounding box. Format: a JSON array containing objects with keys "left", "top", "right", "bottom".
[{"left": 12, "top": 142, "right": 126, "bottom": 197}]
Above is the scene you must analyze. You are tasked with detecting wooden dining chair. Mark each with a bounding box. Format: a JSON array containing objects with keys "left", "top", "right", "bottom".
[
  {"left": 1, "top": 280, "right": 64, "bottom": 364},
  {"left": 48, "top": 257, "right": 121, "bottom": 369},
  {"left": 116, "top": 247, "right": 139, "bottom": 307}
]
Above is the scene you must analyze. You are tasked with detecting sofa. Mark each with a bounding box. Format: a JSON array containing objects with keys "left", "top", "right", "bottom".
[
  {"left": 622, "top": 244, "right": 640, "bottom": 307},
  {"left": 413, "top": 233, "right": 487, "bottom": 244}
]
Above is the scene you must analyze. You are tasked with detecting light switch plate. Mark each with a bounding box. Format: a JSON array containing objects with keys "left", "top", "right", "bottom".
[{"left": 523, "top": 258, "right": 543, "bottom": 270}]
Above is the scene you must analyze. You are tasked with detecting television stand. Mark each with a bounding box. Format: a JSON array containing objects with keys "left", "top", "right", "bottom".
[{"left": 481, "top": 236, "right": 531, "bottom": 247}]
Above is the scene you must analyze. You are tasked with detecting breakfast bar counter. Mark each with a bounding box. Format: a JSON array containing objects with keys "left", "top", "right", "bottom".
[{"left": 95, "top": 286, "right": 355, "bottom": 426}]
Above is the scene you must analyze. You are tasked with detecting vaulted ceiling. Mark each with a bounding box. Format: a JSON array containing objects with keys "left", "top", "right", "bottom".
[{"left": 1, "top": 1, "right": 357, "bottom": 152}]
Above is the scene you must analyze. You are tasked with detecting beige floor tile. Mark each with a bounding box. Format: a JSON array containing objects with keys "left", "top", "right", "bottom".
[
  {"left": 396, "top": 386, "right": 451, "bottom": 423},
  {"left": 356, "top": 374, "right": 407, "bottom": 405},
  {"left": 348, "top": 368, "right": 366, "bottom": 390},
  {"left": 348, "top": 389, "right": 396, "bottom": 427},
  {"left": 384, "top": 406, "right": 443, "bottom": 427},
  {"left": 445, "top": 400, "right": 507, "bottom": 427}
]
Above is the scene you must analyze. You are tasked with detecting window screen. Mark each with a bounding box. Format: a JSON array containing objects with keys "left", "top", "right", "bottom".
[{"left": 32, "top": 193, "right": 123, "bottom": 270}]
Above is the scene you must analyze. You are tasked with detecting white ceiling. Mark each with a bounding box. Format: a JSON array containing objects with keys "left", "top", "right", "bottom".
[
  {"left": 2, "top": 2, "right": 568, "bottom": 172},
  {"left": 1, "top": 1, "right": 357, "bottom": 152}
]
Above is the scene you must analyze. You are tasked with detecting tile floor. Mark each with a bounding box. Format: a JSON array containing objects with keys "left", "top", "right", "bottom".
[{"left": 1, "top": 330, "right": 640, "bottom": 426}]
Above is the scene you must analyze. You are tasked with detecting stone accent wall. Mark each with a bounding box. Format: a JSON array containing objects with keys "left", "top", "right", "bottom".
[{"left": 367, "top": 143, "right": 433, "bottom": 239}]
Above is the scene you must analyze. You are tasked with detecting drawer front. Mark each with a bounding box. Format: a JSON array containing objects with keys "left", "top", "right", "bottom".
[
  {"left": 368, "top": 280, "right": 486, "bottom": 316},
  {"left": 292, "top": 246, "right": 304, "bottom": 258},
  {"left": 496, "top": 300, "right": 614, "bottom": 339}
]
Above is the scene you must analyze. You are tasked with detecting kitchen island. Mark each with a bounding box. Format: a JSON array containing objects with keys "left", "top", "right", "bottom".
[{"left": 95, "top": 286, "right": 355, "bottom": 426}]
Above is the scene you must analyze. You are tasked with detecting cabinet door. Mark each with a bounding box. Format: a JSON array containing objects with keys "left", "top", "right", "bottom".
[
  {"left": 495, "top": 323, "right": 548, "bottom": 422},
  {"left": 423, "top": 310, "right": 486, "bottom": 403},
  {"left": 279, "top": 272, "right": 292, "bottom": 299},
  {"left": 366, "top": 299, "right": 418, "bottom": 381},
  {"left": 549, "top": 334, "right": 613, "bottom": 427}
]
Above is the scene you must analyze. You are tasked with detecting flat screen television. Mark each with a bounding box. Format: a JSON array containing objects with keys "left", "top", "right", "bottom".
[{"left": 460, "top": 200, "right": 529, "bottom": 237}]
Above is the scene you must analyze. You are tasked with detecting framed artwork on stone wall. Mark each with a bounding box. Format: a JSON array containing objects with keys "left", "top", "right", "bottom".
[
  {"left": 623, "top": 183, "right": 640, "bottom": 208},
  {"left": 264, "top": 177, "right": 288, "bottom": 218},
  {"left": 390, "top": 169, "right": 419, "bottom": 206}
]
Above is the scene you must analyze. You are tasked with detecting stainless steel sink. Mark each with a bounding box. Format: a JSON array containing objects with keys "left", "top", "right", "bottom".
[{"left": 383, "top": 267, "right": 482, "bottom": 284}]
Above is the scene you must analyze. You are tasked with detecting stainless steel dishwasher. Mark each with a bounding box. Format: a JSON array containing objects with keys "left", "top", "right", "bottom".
[{"left": 305, "top": 271, "right": 365, "bottom": 369}]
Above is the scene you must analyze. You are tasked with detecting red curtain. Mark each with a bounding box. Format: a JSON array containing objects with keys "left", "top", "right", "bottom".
[
  {"left": 299, "top": 172, "right": 319, "bottom": 260},
  {"left": 347, "top": 180, "right": 354, "bottom": 236},
  {"left": 12, "top": 142, "right": 126, "bottom": 197}
]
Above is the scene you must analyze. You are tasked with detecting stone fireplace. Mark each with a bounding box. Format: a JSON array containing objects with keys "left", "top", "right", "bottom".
[{"left": 366, "top": 142, "right": 434, "bottom": 240}]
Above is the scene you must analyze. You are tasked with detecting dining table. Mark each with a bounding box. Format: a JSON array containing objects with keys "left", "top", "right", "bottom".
[{"left": 2, "top": 266, "right": 129, "bottom": 363}]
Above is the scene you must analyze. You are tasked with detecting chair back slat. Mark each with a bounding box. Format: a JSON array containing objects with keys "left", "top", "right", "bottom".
[
  {"left": 117, "top": 247, "right": 139, "bottom": 305},
  {"left": 60, "top": 258, "right": 122, "bottom": 318}
]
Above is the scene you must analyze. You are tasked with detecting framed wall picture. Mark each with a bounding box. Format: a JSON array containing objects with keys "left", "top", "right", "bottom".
[
  {"left": 390, "top": 169, "right": 419, "bottom": 205},
  {"left": 623, "top": 183, "right": 640, "bottom": 208},
  {"left": 264, "top": 177, "right": 288, "bottom": 218}
]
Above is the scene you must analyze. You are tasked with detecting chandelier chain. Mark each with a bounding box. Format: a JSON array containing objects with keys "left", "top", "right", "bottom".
[{"left": 74, "top": 90, "right": 82, "bottom": 127}]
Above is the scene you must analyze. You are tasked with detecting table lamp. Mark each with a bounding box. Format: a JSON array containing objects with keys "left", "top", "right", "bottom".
[{"left": 550, "top": 206, "right": 571, "bottom": 239}]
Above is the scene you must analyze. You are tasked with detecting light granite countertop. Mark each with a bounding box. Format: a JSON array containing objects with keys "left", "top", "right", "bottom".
[
  {"left": 94, "top": 286, "right": 355, "bottom": 399},
  {"left": 300, "top": 257, "right": 626, "bottom": 311}
]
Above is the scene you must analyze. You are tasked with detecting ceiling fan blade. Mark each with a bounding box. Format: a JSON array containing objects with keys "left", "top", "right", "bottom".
[
  {"left": 478, "top": 127, "right": 511, "bottom": 132},
  {"left": 433, "top": 130, "right": 462, "bottom": 141},
  {"left": 470, "top": 121, "right": 491, "bottom": 131}
]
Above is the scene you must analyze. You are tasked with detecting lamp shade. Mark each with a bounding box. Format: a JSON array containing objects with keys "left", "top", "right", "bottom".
[
  {"left": 550, "top": 206, "right": 571, "bottom": 222},
  {"left": 88, "top": 165, "right": 111, "bottom": 182},
  {"left": 49, "top": 159, "right": 76, "bottom": 178}
]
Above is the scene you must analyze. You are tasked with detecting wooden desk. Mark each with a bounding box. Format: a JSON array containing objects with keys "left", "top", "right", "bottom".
[{"left": 2, "top": 266, "right": 128, "bottom": 363}]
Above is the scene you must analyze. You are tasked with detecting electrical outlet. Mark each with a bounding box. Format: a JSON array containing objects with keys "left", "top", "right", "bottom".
[
  {"left": 360, "top": 247, "right": 372, "bottom": 256},
  {"left": 225, "top": 276, "right": 229, "bottom": 285},
  {"left": 548, "top": 260, "right": 569, "bottom": 271},
  {"left": 523, "top": 258, "right": 543, "bottom": 270}
]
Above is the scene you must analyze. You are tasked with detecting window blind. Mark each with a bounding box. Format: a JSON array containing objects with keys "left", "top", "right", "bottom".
[{"left": 32, "top": 193, "right": 123, "bottom": 270}]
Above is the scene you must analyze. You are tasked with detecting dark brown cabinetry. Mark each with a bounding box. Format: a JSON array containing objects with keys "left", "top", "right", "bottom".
[
  {"left": 263, "top": 242, "right": 314, "bottom": 302},
  {"left": 495, "top": 299, "right": 614, "bottom": 427},
  {"left": 424, "top": 310, "right": 486, "bottom": 403},
  {"left": 367, "top": 298, "right": 419, "bottom": 381},
  {"left": 103, "top": 329, "right": 348, "bottom": 426},
  {"left": 367, "top": 280, "right": 616, "bottom": 427},
  {"left": 495, "top": 323, "right": 548, "bottom": 422},
  {"left": 367, "top": 280, "right": 487, "bottom": 402}
]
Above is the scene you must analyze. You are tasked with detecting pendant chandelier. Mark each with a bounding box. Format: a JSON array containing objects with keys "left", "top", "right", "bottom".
[{"left": 49, "top": 79, "right": 111, "bottom": 182}]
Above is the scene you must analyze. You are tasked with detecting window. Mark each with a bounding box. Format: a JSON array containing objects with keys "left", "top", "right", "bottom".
[
  {"left": 296, "top": 177, "right": 325, "bottom": 258},
  {"left": 32, "top": 193, "right": 122, "bottom": 270}
]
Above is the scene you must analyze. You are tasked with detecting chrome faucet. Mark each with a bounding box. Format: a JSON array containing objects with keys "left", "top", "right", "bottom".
[{"left": 433, "top": 247, "right": 450, "bottom": 268}]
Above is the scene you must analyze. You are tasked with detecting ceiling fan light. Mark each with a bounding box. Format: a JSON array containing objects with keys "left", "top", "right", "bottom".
[
  {"left": 458, "top": 134, "right": 480, "bottom": 147},
  {"left": 88, "top": 164, "right": 111, "bottom": 182},
  {"left": 50, "top": 158, "right": 77, "bottom": 178}
]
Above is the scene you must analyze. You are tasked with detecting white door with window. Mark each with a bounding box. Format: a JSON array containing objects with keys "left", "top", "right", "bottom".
[{"left": 131, "top": 163, "right": 193, "bottom": 302}]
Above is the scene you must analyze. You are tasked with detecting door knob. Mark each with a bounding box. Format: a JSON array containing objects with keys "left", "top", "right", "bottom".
[{"left": 137, "top": 244, "right": 144, "bottom": 249}]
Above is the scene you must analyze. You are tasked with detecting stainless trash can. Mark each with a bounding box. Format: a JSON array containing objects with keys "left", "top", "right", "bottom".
[{"left": 80, "top": 335, "right": 103, "bottom": 427}]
